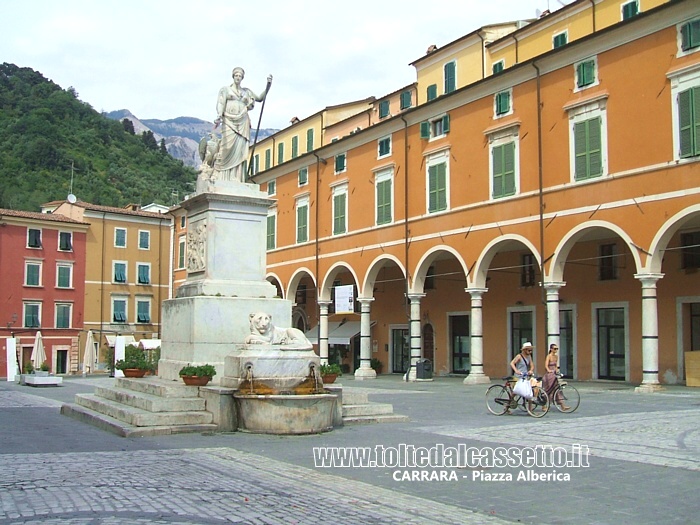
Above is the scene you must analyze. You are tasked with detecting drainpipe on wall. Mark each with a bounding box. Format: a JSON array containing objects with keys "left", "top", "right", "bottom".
[
  {"left": 589, "top": 0, "right": 597, "bottom": 32},
  {"left": 533, "top": 61, "right": 548, "bottom": 351},
  {"left": 158, "top": 216, "right": 164, "bottom": 338},
  {"left": 313, "top": 152, "right": 326, "bottom": 328},
  {"left": 400, "top": 116, "right": 410, "bottom": 318},
  {"left": 99, "top": 211, "right": 106, "bottom": 348},
  {"left": 477, "top": 31, "right": 486, "bottom": 80}
]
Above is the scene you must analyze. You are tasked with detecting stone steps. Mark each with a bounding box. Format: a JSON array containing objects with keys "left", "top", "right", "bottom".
[
  {"left": 340, "top": 390, "right": 409, "bottom": 425},
  {"left": 93, "top": 386, "right": 206, "bottom": 413}
]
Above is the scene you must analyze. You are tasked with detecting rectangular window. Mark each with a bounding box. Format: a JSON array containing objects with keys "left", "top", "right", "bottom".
[
  {"left": 378, "top": 136, "right": 391, "bottom": 157},
  {"left": 576, "top": 59, "right": 596, "bottom": 89},
  {"left": 24, "top": 303, "right": 40, "bottom": 328},
  {"left": 114, "top": 228, "right": 126, "bottom": 248},
  {"left": 137, "top": 301, "right": 151, "bottom": 323},
  {"left": 622, "top": 1, "right": 638, "bottom": 20},
  {"left": 27, "top": 228, "right": 42, "bottom": 248},
  {"left": 428, "top": 162, "right": 447, "bottom": 213},
  {"left": 334, "top": 153, "right": 346, "bottom": 174},
  {"left": 265, "top": 149, "right": 271, "bottom": 169},
  {"left": 421, "top": 114, "right": 451, "bottom": 140},
  {"left": 266, "top": 214, "right": 276, "bottom": 250},
  {"left": 376, "top": 170, "right": 392, "bottom": 226},
  {"left": 180, "top": 215, "right": 186, "bottom": 229},
  {"left": 277, "top": 142, "right": 284, "bottom": 164},
  {"left": 553, "top": 32, "right": 568, "bottom": 49},
  {"left": 444, "top": 61, "right": 456, "bottom": 94},
  {"left": 298, "top": 167, "right": 308, "bottom": 186},
  {"left": 574, "top": 117, "right": 603, "bottom": 180},
  {"left": 137, "top": 264, "right": 150, "bottom": 285},
  {"left": 679, "top": 87, "right": 700, "bottom": 158},
  {"left": 138, "top": 230, "right": 150, "bottom": 250},
  {"left": 599, "top": 243, "right": 617, "bottom": 281},
  {"left": 680, "top": 20, "right": 700, "bottom": 52},
  {"left": 113, "top": 299, "right": 126, "bottom": 323},
  {"left": 114, "top": 262, "right": 127, "bottom": 283},
  {"left": 267, "top": 180, "right": 276, "bottom": 196},
  {"left": 58, "top": 231, "right": 72, "bottom": 251},
  {"left": 57, "top": 264, "right": 72, "bottom": 288},
  {"left": 296, "top": 199, "right": 309, "bottom": 244},
  {"left": 56, "top": 303, "right": 71, "bottom": 329},
  {"left": 379, "top": 100, "right": 390, "bottom": 118},
  {"left": 25, "top": 262, "right": 41, "bottom": 286},
  {"left": 492, "top": 61, "right": 504, "bottom": 74},
  {"left": 495, "top": 90, "right": 511, "bottom": 116},
  {"left": 333, "top": 187, "right": 347, "bottom": 235},
  {"left": 400, "top": 90, "right": 412, "bottom": 109},
  {"left": 178, "top": 236, "right": 186, "bottom": 269},
  {"left": 253, "top": 154, "right": 260, "bottom": 175},
  {"left": 681, "top": 231, "right": 700, "bottom": 269},
  {"left": 427, "top": 84, "right": 437, "bottom": 101},
  {"left": 521, "top": 254, "right": 536, "bottom": 287},
  {"left": 492, "top": 142, "right": 516, "bottom": 198},
  {"left": 291, "top": 136, "right": 299, "bottom": 158},
  {"left": 306, "top": 128, "right": 314, "bottom": 152}
]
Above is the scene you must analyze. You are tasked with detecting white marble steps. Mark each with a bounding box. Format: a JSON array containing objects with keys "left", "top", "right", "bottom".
[
  {"left": 61, "top": 377, "right": 217, "bottom": 437},
  {"left": 341, "top": 389, "right": 409, "bottom": 425}
]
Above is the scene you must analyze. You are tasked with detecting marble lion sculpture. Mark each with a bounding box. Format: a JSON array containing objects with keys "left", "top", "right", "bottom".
[{"left": 245, "top": 312, "right": 310, "bottom": 346}]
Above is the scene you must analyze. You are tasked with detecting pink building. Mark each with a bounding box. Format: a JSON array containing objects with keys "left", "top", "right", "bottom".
[{"left": 0, "top": 209, "right": 88, "bottom": 377}]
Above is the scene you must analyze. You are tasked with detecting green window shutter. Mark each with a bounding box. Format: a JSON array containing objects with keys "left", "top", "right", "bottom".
[
  {"left": 503, "top": 142, "right": 516, "bottom": 196},
  {"left": 376, "top": 179, "right": 391, "bottom": 225},
  {"left": 379, "top": 137, "right": 390, "bottom": 156},
  {"left": 622, "top": 2, "right": 638, "bottom": 20},
  {"left": 58, "top": 266, "right": 70, "bottom": 288},
  {"left": 574, "top": 117, "right": 602, "bottom": 180},
  {"left": 427, "top": 84, "right": 437, "bottom": 101},
  {"left": 496, "top": 91, "right": 510, "bottom": 115},
  {"left": 553, "top": 33, "right": 567, "bottom": 48},
  {"left": 428, "top": 163, "right": 447, "bottom": 212},
  {"left": 444, "top": 62, "right": 456, "bottom": 94},
  {"left": 277, "top": 142, "right": 284, "bottom": 163},
  {"left": 577, "top": 60, "right": 595, "bottom": 88},
  {"left": 59, "top": 232, "right": 72, "bottom": 251},
  {"left": 335, "top": 153, "right": 346, "bottom": 172},
  {"left": 420, "top": 121, "right": 431, "bottom": 139},
  {"left": 400, "top": 90, "right": 411, "bottom": 109},
  {"left": 27, "top": 264, "right": 39, "bottom": 286},
  {"left": 442, "top": 114, "right": 450, "bottom": 134},
  {"left": 138, "top": 265, "right": 149, "bottom": 284},
  {"left": 297, "top": 205, "right": 308, "bottom": 243},
  {"left": 678, "top": 88, "right": 700, "bottom": 158},
  {"left": 333, "top": 193, "right": 346, "bottom": 234},
  {"left": 56, "top": 305, "right": 70, "bottom": 328},
  {"left": 298, "top": 167, "right": 308, "bottom": 185},
  {"left": 492, "top": 62, "right": 504, "bottom": 74},
  {"left": 379, "top": 100, "right": 390, "bottom": 118},
  {"left": 265, "top": 149, "right": 271, "bottom": 169},
  {"left": 114, "top": 263, "right": 126, "bottom": 283},
  {"left": 291, "top": 136, "right": 298, "bottom": 158},
  {"left": 492, "top": 145, "right": 504, "bottom": 198},
  {"left": 306, "top": 128, "right": 314, "bottom": 152},
  {"left": 28, "top": 229, "right": 42, "bottom": 247},
  {"left": 681, "top": 21, "right": 700, "bottom": 52},
  {"left": 266, "top": 215, "right": 276, "bottom": 250}
]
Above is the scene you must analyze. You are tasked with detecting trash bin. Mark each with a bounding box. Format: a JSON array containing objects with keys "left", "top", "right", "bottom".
[{"left": 416, "top": 358, "right": 433, "bottom": 379}]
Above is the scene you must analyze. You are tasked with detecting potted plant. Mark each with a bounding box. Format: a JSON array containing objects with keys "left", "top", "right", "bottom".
[
  {"left": 179, "top": 364, "right": 216, "bottom": 386},
  {"left": 320, "top": 363, "right": 342, "bottom": 384},
  {"left": 115, "top": 344, "right": 150, "bottom": 378},
  {"left": 24, "top": 361, "right": 35, "bottom": 374},
  {"left": 370, "top": 358, "right": 383, "bottom": 375},
  {"left": 34, "top": 360, "right": 51, "bottom": 377}
]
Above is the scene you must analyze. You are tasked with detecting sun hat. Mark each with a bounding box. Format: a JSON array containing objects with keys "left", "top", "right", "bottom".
[{"left": 521, "top": 342, "right": 533, "bottom": 350}]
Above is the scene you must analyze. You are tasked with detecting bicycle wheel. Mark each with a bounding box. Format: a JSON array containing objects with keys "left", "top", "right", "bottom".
[
  {"left": 553, "top": 384, "right": 580, "bottom": 413},
  {"left": 486, "top": 385, "right": 510, "bottom": 415},
  {"left": 526, "top": 389, "right": 549, "bottom": 418}
]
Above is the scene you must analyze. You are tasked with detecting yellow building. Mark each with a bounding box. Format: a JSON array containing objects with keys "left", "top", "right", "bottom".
[
  {"left": 49, "top": 201, "right": 171, "bottom": 366},
  {"left": 252, "top": 0, "right": 700, "bottom": 387}
]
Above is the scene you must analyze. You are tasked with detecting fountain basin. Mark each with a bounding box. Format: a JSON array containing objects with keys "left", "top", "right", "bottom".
[{"left": 234, "top": 393, "right": 336, "bottom": 434}]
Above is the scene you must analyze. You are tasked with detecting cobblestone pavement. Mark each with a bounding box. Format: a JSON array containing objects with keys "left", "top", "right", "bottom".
[{"left": 1, "top": 376, "right": 699, "bottom": 525}]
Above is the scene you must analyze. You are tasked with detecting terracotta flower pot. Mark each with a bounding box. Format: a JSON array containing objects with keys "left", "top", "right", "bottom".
[
  {"left": 123, "top": 369, "right": 146, "bottom": 378},
  {"left": 181, "top": 375, "right": 211, "bottom": 386},
  {"left": 322, "top": 374, "right": 338, "bottom": 384}
]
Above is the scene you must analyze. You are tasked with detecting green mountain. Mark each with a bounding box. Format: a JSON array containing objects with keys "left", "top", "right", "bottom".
[{"left": 0, "top": 63, "right": 197, "bottom": 212}]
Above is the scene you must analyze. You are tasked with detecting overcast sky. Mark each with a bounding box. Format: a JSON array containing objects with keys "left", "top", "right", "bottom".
[{"left": 2, "top": 0, "right": 559, "bottom": 129}]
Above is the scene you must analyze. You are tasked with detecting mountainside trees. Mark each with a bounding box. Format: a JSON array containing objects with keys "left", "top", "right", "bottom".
[{"left": 0, "top": 63, "right": 196, "bottom": 211}]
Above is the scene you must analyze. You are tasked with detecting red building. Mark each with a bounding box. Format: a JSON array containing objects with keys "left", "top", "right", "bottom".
[{"left": 0, "top": 208, "right": 88, "bottom": 378}]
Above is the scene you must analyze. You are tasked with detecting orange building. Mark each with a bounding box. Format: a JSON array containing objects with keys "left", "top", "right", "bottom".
[{"left": 251, "top": 0, "right": 700, "bottom": 388}]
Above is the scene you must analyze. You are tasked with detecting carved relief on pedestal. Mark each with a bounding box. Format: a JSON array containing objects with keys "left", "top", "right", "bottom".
[{"left": 186, "top": 221, "right": 207, "bottom": 273}]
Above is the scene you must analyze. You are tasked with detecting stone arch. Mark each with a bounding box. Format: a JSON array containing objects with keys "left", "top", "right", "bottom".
[
  {"left": 265, "top": 273, "right": 284, "bottom": 298},
  {"left": 549, "top": 220, "right": 642, "bottom": 282},
  {"left": 361, "top": 254, "right": 407, "bottom": 299},
  {"left": 412, "top": 245, "right": 470, "bottom": 294},
  {"left": 471, "top": 235, "right": 540, "bottom": 289},
  {"left": 286, "top": 267, "right": 317, "bottom": 302},
  {"left": 647, "top": 204, "right": 700, "bottom": 273},
  {"left": 320, "top": 262, "right": 360, "bottom": 302}
]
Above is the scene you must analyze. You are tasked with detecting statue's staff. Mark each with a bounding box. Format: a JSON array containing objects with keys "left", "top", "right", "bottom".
[{"left": 247, "top": 76, "right": 272, "bottom": 181}]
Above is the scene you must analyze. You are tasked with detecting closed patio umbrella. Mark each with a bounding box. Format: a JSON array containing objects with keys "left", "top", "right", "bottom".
[
  {"left": 30, "top": 331, "right": 46, "bottom": 370},
  {"left": 82, "top": 330, "right": 96, "bottom": 376}
]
